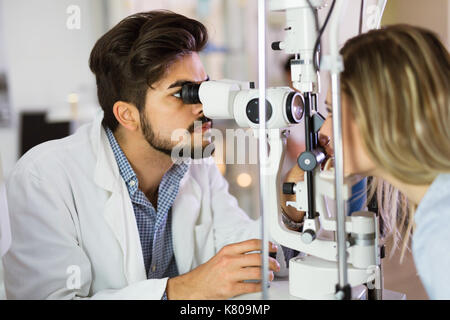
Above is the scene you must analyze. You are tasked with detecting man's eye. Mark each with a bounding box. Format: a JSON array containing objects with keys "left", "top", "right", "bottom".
[{"left": 172, "top": 91, "right": 182, "bottom": 99}]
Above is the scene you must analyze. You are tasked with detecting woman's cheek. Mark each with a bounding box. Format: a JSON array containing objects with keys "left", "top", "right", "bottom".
[{"left": 342, "top": 109, "right": 358, "bottom": 176}]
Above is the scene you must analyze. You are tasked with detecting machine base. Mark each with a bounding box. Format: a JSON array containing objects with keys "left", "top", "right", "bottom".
[{"left": 233, "top": 280, "right": 406, "bottom": 300}]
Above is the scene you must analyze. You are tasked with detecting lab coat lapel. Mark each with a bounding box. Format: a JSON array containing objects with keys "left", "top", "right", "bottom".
[
  {"left": 92, "top": 113, "right": 117, "bottom": 193},
  {"left": 172, "top": 171, "right": 202, "bottom": 275},
  {"left": 90, "top": 112, "right": 147, "bottom": 284},
  {"left": 102, "top": 185, "right": 147, "bottom": 284}
]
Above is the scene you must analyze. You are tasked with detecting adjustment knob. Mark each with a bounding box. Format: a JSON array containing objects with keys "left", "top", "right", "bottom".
[
  {"left": 271, "top": 41, "right": 282, "bottom": 50},
  {"left": 301, "top": 229, "right": 316, "bottom": 244},
  {"left": 282, "top": 183, "right": 296, "bottom": 195},
  {"left": 298, "top": 149, "right": 326, "bottom": 171},
  {"left": 298, "top": 151, "right": 317, "bottom": 171}
]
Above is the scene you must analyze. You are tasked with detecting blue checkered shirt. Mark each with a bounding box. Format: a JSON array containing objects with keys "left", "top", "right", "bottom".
[{"left": 105, "top": 127, "right": 188, "bottom": 299}]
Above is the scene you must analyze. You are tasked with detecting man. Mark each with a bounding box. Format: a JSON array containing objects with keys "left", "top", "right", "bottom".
[{"left": 3, "top": 11, "right": 284, "bottom": 299}]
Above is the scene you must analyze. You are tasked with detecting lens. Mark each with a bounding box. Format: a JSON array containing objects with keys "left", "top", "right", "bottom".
[
  {"left": 291, "top": 94, "right": 304, "bottom": 122},
  {"left": 181, "top": 83, "right": 201, "bottom": 104},
  {"left": 286, "top": 92, "right": 304, "bottom": 124}
]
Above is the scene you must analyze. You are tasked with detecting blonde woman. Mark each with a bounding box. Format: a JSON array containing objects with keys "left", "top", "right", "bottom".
[{"left": 282, "top": 24, "right": 450, "bottom": 299}]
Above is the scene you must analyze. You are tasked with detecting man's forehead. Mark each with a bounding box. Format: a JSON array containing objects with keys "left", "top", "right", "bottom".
[{"left": 157, "top": 53, "right": 208, "bottom": 89}]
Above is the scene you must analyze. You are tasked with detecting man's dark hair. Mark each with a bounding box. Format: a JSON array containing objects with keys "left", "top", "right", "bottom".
[{"left": 89, "top": 10, "right": 208, "bottom": 131}]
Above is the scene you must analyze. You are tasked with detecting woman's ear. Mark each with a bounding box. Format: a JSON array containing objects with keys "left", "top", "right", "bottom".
[{"left": 112, "top": 101, "right": 140, "bottom": 132}]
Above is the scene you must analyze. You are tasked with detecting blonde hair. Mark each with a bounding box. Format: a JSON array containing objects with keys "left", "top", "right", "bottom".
[{"left": 340, "top": 25, "right": 450, "bottom": 258}]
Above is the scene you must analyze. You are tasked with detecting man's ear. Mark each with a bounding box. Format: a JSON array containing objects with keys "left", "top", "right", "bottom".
[{"left": 112, "top": 101, "right": 140, "bottom": 132}]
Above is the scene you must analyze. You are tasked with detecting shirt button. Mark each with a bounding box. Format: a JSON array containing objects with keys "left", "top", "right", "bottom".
[
  {"left": 129, "top": 180, "right": 136, "bottom": 187},
  {"left": 152, "top": 265, "right": 157, "bottom": 272}
]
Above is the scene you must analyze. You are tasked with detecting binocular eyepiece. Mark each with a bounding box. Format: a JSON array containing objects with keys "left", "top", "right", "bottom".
[
  {"left": 181, "top": 83, "right": 201, "bottom": 104},
  {"left": 178, "top": 79, "right": 305, "bottom": 128}
]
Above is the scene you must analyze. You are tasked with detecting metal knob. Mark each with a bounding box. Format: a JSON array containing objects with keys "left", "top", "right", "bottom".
[
  {"left": 297, "top": 149, "right": 326, "bottom": 171},
  {"left": 301, "top": 229, "right": 316, "bottom": 244},
  {"left": 271, "top": 41, "right": 282, "bottom": 50},
  {"left": 282, "top": 182, "right": 296, "bottom": 195}
]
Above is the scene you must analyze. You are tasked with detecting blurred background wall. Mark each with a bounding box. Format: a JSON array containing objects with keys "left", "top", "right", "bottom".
[
  {"left": 382, "top": 0, "right": 449, "bottom": 47},
  {"left": 0, "top": 0, "right": 448, "bottom": 300}
]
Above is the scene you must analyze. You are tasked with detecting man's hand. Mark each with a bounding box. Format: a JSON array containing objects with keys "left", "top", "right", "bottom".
[
  {"left": 281, "top": 165, "right": 306, "bottom": 224},
  {"left": 166, "top": 239, "right": 280, "bottom": 299}
]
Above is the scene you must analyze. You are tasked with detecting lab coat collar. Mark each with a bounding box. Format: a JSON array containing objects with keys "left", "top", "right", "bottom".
[
  {"left": 172, "top": 170, "right": 202, "bottom": 274},
  {"left": 89, "top": 111, "right": 147, "bottom": 283},
  {"left": 91, "top": 110, "right": 120, "bottom": 193}
]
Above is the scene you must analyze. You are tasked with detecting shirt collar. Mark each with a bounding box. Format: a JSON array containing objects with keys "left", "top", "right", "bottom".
[{"left": 105, "top": 127, "right": 139, "bottom": 195}]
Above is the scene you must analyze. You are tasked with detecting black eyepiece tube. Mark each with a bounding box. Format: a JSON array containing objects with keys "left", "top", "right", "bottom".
[
  {"left": 271, "top": 41, "right": 282, "bottom": 51},
  {"left": 181, "top": 83, "right": 201, "bottom": 104}
]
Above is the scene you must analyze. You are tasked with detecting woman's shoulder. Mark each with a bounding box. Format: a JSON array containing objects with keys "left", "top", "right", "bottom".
[
  {"left": 413, "top": 173, "right": 450, "bottom": 256},
  {"left": 412, "top": 174, "right": 450, "bottom": 299},
  {"left": 414, "top": 174, "right": 450, "bottom": 225}
]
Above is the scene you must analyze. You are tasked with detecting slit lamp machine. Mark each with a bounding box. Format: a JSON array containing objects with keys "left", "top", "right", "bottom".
[{"left": 180, "top": 0, "right": 398, "bottom": 300}]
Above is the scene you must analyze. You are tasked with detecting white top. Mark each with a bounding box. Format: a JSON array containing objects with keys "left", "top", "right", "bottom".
[{"left": 413, "top": 173, "right": 450, "bottom": 299}]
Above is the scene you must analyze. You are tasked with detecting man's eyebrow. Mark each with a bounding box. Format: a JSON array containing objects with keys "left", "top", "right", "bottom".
[
  {"left": 324, "top": 100, "right": 332, "bottom": 106},
  {"left": 167, "top": 76, "right": 210, "bottom": 89}
]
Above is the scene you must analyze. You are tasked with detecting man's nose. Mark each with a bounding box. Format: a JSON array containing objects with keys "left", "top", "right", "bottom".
[{"left": 191, "top": 103, "right": 203, "bottom": 116}]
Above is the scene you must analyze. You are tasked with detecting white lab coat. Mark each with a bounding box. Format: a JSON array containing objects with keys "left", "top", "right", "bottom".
[{"left": 2, "top": 111, "right": 287, "bottom": 300}]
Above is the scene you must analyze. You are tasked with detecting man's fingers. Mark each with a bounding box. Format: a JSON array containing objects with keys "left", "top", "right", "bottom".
[
  {"left": 232, "top": 282, "right": 262, "bottom": 296},
  {"left": 234, "top": 267, "right": 275, "bottom": 282},
  {"left": 225, "top": 239, "right": 278, "bottom": 255},
  {"left": 237, "top": 253, "right": 280, "bottom": 271},
  {"left": 226, "top": 239, "right": 261, "bottom": 254}
]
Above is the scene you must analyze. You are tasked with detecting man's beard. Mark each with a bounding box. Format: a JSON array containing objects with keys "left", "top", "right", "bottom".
[{"left": 140, "top": 112, "right": 214, "bottom": 159}]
